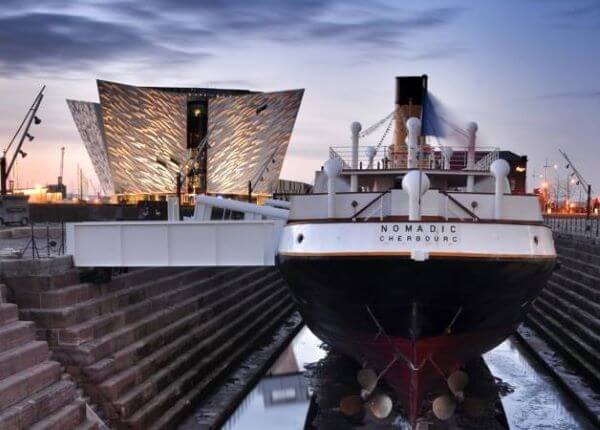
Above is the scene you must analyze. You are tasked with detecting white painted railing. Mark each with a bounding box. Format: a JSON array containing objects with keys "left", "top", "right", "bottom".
[{"left": 329, "top": 145, "right": 500, "bottom": 171}]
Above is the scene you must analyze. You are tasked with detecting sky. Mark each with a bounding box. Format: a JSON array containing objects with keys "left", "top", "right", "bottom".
[{"left": 0, "top": 0, "right": 599, "bottom": 197}]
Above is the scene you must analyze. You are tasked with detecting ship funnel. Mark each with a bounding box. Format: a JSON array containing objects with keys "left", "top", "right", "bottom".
[
  {"left": 324, "top": 157, "right": 343, "bottom": 218},
  {"left": 405, "top": 117, "right": 421, "bottom": 169},
  {"left": 490, "top": 159, "right": 510, "bottom": 219},
  {"left": 393, "top": 76, "right": 427, "bottom": 168},
  {"left": 402, "top": 170, "right": 430, "bottom": 221}
]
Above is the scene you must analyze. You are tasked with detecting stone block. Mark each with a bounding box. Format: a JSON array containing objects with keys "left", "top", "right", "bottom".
[
  {"left": 0, "top": 380, "right": 76, "bottom": 430},
  {"left": 0, "top": 321, "right": 36, "bottom": 354},
  {"left": 0, "top": 341, "right": 49, "bottom": 380},
  {"left": 0, "top": 304, "right": 18, "bottom": 325},
  {"left": 0, "top": 361, "right": 61, "bottom": 410}
]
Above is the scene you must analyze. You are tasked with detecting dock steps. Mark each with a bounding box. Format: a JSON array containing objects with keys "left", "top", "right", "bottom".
[
  {"left": 526, "top": 234, "right": 600, "bottom": 390},
  {"left": 4, "top": 265, "right": 294, "bottom": 428},
  {"left": 0, "top": 285, "right": 97, "bottom": 430}
]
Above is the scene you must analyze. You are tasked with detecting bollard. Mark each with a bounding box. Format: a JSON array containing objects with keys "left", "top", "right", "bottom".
[
  {"left": 402, "top": 170, "right": 430, "bottom": 221},
  {"left": 490, "top": 159, "right": 510, "bottom": 220},
  {"left": 324, "top": 157, "right": 343, "bottom": 218}
]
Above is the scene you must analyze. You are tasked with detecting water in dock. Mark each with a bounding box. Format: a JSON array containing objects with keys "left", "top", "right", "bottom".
[{"left": 223, "top": 327, "right": 595, "bottom": 429}]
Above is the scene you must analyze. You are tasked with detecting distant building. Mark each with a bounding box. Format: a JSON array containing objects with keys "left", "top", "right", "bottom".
[{"left": 67, "top": 81, "right": 303, "bottom": 201}]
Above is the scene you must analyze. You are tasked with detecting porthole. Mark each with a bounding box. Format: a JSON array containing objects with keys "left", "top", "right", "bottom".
[
  {"left": 533, "top": 235, "right": 539, "bottom": 245},
  {"left": 297, "top": 233, "right": 304, "bottom": 244}
]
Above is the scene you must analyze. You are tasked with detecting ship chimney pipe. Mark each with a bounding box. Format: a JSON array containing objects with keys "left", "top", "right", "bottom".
[
  {"left": 402, "top": 170, "right": 430, "bottom": 221},
  {"left": 406, "top": 117, "right": 421, "bottom": 169},
  {"left": 351, "top": 122, "right": 361, "bottom": 192},
  {"left": 324, "top": 157, "right": 343, "bottom": 218},
  {"left": 466, "top": 122, "right": 478, "bottom": 192},
  {"left": 490, "top": 159, "right": 510, "bottom": 219}
]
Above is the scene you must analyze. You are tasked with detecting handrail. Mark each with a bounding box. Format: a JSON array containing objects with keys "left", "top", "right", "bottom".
[
  {"left": 440, "top": 190, "right": 480, "bottom": 221},
  {"left": 352, "top": 190, "right": 390, "bottom": 220}
]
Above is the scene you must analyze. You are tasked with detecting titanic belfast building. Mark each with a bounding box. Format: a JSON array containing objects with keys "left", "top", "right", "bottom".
[{"left": 67, "top": 80, "right": 304, "bottom": 200}]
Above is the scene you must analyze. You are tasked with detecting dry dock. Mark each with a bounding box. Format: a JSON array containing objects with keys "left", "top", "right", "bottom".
[{"left": 0, "top": 217, "right": 599, "bottom": 429}]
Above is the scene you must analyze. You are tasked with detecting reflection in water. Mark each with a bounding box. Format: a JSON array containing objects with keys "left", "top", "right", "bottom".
[
  {"left": 483, "top": 338, "right": 595, "bottom": 430},
  {"left": 223, "top": 328, "right": 323, "bottom": 430},
  {"left": 225, "top": 328, "right": 594, "bottom": 429}
]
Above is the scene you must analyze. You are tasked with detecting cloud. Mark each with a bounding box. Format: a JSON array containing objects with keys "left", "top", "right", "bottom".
[
  {"left": 562, "top": 1, "right": 600, "bottom": 18},
  {"left": 202, "top": 79, "right": 256, "bottom": 88},
  {"left": 0, "top": 12, "right": 210, "bottom": 76},
  {"left": 147, "top": 1, "right": 462, "bottom": 50},
  {"left": 537, "top": 90, "right": 600, "bottom": 99},
  {"left": 535, "top": 0, "right": 600, "bottom": 28},
  {"left": 0, "top": 1, "right": 464, "bottom": 77}
]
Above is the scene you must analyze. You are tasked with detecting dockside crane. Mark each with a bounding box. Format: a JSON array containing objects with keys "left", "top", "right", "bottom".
[
  {"left": 559, "top": 149, "right": 593, "bottom": 218},
  {"left": 1, "top": 86, "right": 45, "bottom": 195}
]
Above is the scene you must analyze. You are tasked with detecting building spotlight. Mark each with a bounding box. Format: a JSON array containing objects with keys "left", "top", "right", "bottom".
[
  {"left": 256, "top": 103, "right": 268, "bottom": 114},
  {"left": 34, "top": 116, "right": 42, "bottom": 125},
  {"left": 18, "top": 150, "right": 27, "bottom": 158},
  {"left": 26, "top": 133, "right": 34, "bottom": 141},
  {"left": 156, "top": 158, "right": 168, "bottom": 169}
]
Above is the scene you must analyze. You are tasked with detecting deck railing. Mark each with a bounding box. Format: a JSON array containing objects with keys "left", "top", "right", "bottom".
[
  {"left": 544, "top": 214, "right": 600, "bottom": 238},
  {"left": 329, "top": 145, "right": 499, "bottom": 171}
]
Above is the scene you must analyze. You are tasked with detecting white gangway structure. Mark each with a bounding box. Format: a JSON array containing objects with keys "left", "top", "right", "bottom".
[{"left": 66, "top": 196, "right": 288, "bottom": 267}]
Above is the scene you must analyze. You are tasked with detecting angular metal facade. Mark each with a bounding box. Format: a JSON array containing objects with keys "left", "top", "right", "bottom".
[
  {"left": 66, "top": 100, "right": 114, "bottom": 195},
  {"left": 207, "top": 90, "right": 304, "bottom": 195},
  {"left": 98, "top": 80, "right": 188, "bottom": 194},
  {"left": 68, "top": 81, "right": 303, "bottom": 196}
]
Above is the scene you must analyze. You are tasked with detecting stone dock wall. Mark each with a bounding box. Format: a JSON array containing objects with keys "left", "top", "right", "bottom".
[
  {"left": 1, "top": 260, "right": 296, "bottom": 429},
  {"left": 522, "top": 231, "right": 600, "bottom": 425},
  {"left": 526, "top": 233, "right": 600, "bottom": 388}
]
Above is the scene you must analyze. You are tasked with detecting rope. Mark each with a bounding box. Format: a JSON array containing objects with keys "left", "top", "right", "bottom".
[
  {"left": 359, "top": 111, "right": 394, "bottom": 138},
  {"left": 374, "top": 115, "right": 394, "bottom": 151}
]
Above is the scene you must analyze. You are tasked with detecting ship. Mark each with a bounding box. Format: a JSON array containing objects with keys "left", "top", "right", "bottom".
[
  {"left": 276, "top": 75, "right": 556, "bottom": 425},
  {"left": 65, "top": 74, "right": 557, "bottom": 427}
]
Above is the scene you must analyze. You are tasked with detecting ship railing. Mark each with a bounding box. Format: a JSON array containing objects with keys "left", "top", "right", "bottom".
[
  {"left": 352, "top": 190, "right": 391, "bottom": 221},
  {"left": 329, "top": 145, "right": 500, "bottom": 171},
  {"left": 328, "top": 147, "right": 351, "bottom": 169},
  {"left": 471, "top": 149, "right": 500, "bottom": 171},
  {"left": 440, "top": 191, "right": 480, "bottom": 221},
  {"left": 544, "top": 214, "right": 600, "bottom": 238}
]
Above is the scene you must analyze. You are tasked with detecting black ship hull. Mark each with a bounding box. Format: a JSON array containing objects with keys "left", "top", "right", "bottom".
[{"left": 277, "top": 254, "right": 555, "bottom": 423}]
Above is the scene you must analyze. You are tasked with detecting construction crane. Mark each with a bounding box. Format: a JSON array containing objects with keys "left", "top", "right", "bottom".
[
  {"left": 559, "top": 149, "right": 592, "bottom": 218},
  {"left": 58, "top": 146, "right": 65, "bottom": 186}
]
